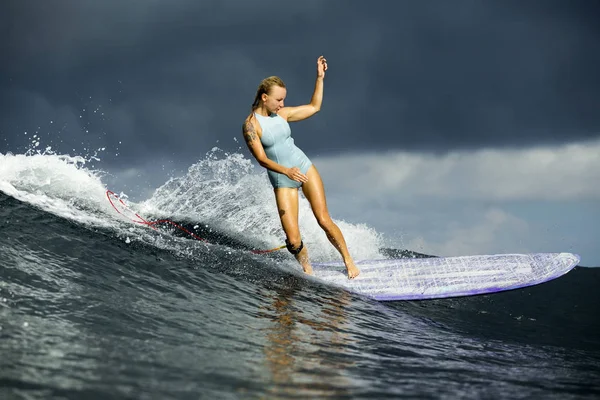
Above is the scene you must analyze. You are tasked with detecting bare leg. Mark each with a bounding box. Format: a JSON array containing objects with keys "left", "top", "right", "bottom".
[
  {"left": 274, "top": 187, "right": 313, "bottom": 275},
  {"left": 301, "top": 166, "right": 360, "bottom": 279}
]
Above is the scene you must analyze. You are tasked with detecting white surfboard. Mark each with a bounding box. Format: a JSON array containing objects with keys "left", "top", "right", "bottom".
[{"left": 311, "top": 252, "right": 580, "bottom": 301}]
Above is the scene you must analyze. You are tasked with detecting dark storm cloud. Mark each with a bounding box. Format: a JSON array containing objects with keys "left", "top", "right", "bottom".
[
  {"left": 363, "top": 1, "right": 600, "bottom": 151},
  {"left": 1, "top": 0, "right": 599, "bottom": 169}
]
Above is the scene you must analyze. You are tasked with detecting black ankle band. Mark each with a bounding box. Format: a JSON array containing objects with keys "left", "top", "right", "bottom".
[{"left": 285, "top": 239, "right": 304, "bottom": 255}]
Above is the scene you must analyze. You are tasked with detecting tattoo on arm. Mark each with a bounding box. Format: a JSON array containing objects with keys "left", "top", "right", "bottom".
[{"left": 242, "top": 120, "right": 258, "bottom": 144}]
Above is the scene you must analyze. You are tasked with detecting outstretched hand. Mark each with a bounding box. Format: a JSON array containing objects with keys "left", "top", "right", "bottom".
[{"left": 317, "top": 55, "right": 328, "bottom": 78}]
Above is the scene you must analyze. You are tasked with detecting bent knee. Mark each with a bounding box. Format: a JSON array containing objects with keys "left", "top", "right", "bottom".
[{"left": 316, "top": 214, "right": 333, "bottom": 229}]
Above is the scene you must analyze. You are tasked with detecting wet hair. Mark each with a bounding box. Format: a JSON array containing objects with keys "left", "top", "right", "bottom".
[{"left": 248, "top": 76, "right": 286, "bottom": 119}]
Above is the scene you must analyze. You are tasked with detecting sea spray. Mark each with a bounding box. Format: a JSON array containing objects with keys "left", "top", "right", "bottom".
[
  {"left": 1, "top": 140, "right": 386, "bottom": 264},
  {"left": 141, "top": 148, "right": 385, "bottom": 262}
]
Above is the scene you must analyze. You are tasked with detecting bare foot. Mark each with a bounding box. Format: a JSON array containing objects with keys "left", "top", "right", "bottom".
[{"left": 345, "top": 260, "right": 360, "bottom": 279}]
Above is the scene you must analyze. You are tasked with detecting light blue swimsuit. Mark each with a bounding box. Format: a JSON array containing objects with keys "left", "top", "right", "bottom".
[{"left": 254, "top": 112, "right": 312, "bottom": 189}]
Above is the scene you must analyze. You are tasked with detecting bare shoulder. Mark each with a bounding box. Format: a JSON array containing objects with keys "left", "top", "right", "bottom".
[
  {"left": 242, "top": 114, "right": 262, "bottom": 143},
  {"left": 277, "top": 108, "right": 291, "bottom": 121}
]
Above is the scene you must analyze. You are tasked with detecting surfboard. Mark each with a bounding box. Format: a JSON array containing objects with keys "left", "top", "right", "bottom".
[{"left": 311, "top": 252, "right": 580, "bottom": 301}]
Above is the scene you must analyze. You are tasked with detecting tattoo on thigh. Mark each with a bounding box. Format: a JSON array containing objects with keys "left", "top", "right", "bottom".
[{"left": 279, "top": 209, "right": 286, "bottom": 217}]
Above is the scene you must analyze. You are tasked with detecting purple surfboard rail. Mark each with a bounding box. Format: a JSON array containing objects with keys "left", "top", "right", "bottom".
[{"left": 311, "top": 252, "right": 581, "bottom": 301}]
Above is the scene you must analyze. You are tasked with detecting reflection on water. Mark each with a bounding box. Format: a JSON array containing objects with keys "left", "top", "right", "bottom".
[{"left": 257, "top": 284, "right": 356, "bottom": 399}]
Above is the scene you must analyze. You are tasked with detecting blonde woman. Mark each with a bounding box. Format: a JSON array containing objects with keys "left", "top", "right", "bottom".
[{"left": 242, "top": 56, "right": 359, "bottom": 279}]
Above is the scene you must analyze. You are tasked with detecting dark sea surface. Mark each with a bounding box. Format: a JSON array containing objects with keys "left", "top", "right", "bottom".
[{"left": 1, "top": 152, "right": 599, "bottom": 399}]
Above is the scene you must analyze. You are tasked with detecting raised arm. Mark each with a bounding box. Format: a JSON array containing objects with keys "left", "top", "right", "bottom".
[{"left": 280, "top": 56, "right": 328, "bottom": 122}]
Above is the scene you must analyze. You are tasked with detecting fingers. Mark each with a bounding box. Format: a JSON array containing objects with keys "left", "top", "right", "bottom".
[
  {"left": 295, "top": 171, "right": 308, "bottom": 183},
  {"left": 317, "top": 55, "right": 328, "bottom": 70},
  {"left": 289, "top": 167, "right": 308, "bottom": 183}
]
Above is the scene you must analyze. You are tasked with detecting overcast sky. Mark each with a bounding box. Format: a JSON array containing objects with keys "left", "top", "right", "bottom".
[{"left": 1, "top": 0, "right": 599, "bottom": 265}]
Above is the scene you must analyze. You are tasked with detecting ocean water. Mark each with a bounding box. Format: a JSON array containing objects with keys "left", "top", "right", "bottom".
[{"left": 1, "top": 150, "right": 599, "bottom": 400}]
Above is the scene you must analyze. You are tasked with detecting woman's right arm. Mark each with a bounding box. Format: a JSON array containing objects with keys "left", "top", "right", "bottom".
[{"left": 242, "top": 119, "right": 308, "bottom": 183}]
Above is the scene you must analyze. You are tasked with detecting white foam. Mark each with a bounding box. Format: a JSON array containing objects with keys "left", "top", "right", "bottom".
[
  {"left": 0, "top": 152, "right": 115, "bottom": 227},
  {"left": 0, "top": 148, "right": 386, "bottom": 262}
]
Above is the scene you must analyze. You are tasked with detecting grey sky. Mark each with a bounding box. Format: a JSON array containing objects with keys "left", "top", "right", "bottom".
[{"left": 2, "top": 0, "right": 599, "bottom": 167}]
